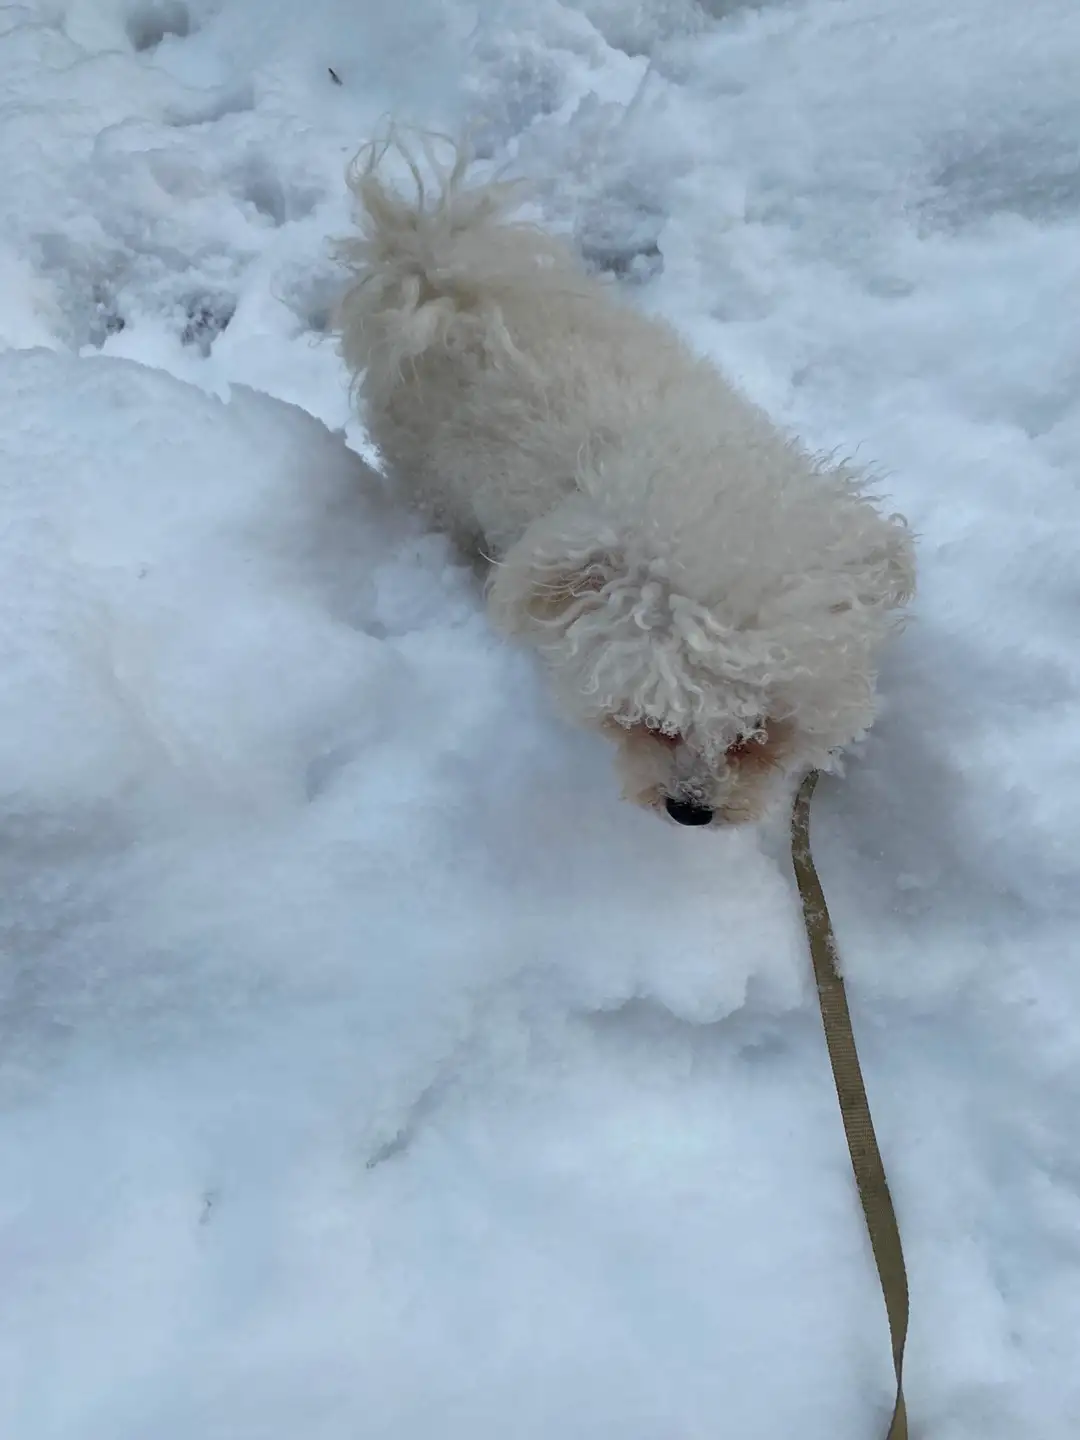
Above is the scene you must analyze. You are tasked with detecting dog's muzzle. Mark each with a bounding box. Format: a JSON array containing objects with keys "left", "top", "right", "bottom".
[{"left": 664, "top": 797, "right": 714, "bottom": 827}]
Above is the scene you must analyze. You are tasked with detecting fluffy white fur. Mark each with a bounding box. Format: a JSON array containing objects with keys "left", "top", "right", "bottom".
[{"left": 335, "top": 132, "right": 915, "bottom": 826}]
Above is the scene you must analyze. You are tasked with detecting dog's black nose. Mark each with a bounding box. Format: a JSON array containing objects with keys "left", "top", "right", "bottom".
[{"left": 664, "top": 797, "right": 714, "bottom": 827}]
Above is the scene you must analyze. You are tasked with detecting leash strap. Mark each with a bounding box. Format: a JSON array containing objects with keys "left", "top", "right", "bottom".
[{"left": 791, "top": 771, "right": 910, "bottom": 1440}]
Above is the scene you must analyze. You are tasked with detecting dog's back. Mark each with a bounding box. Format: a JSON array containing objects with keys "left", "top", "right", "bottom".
[
  {"left": 334, "top": 130, "right": 692, "bottom": 551},
  {"left": 335, "top": 132, "right": 589, "bottom": 384}
]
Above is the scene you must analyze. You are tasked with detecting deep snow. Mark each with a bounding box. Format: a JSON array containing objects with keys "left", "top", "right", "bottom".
[{"left": 1, "top": 1, "right": 1079, "bottom": 1437}]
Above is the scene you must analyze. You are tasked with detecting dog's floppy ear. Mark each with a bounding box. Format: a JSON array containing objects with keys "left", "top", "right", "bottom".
[
  {"left": 486, "top": 497, "right": 623, "bottom": 638},
  {"left": 512, "top": 554, "right": 616, "bottom": 627}
]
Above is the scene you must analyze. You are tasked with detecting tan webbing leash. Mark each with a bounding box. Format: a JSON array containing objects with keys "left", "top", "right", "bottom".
[{"left": 791, "top": 771, "right": 910, "bottom": 1440}]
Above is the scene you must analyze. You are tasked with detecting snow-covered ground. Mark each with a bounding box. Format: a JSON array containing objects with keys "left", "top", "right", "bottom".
[{"left": 2, "top": 0, "right": 1079, "bottom": 1435}]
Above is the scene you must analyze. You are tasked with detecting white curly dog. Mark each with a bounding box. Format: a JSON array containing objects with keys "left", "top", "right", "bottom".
[{"left": 335, "top": 135, "right": 915, "bottom": 827}]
